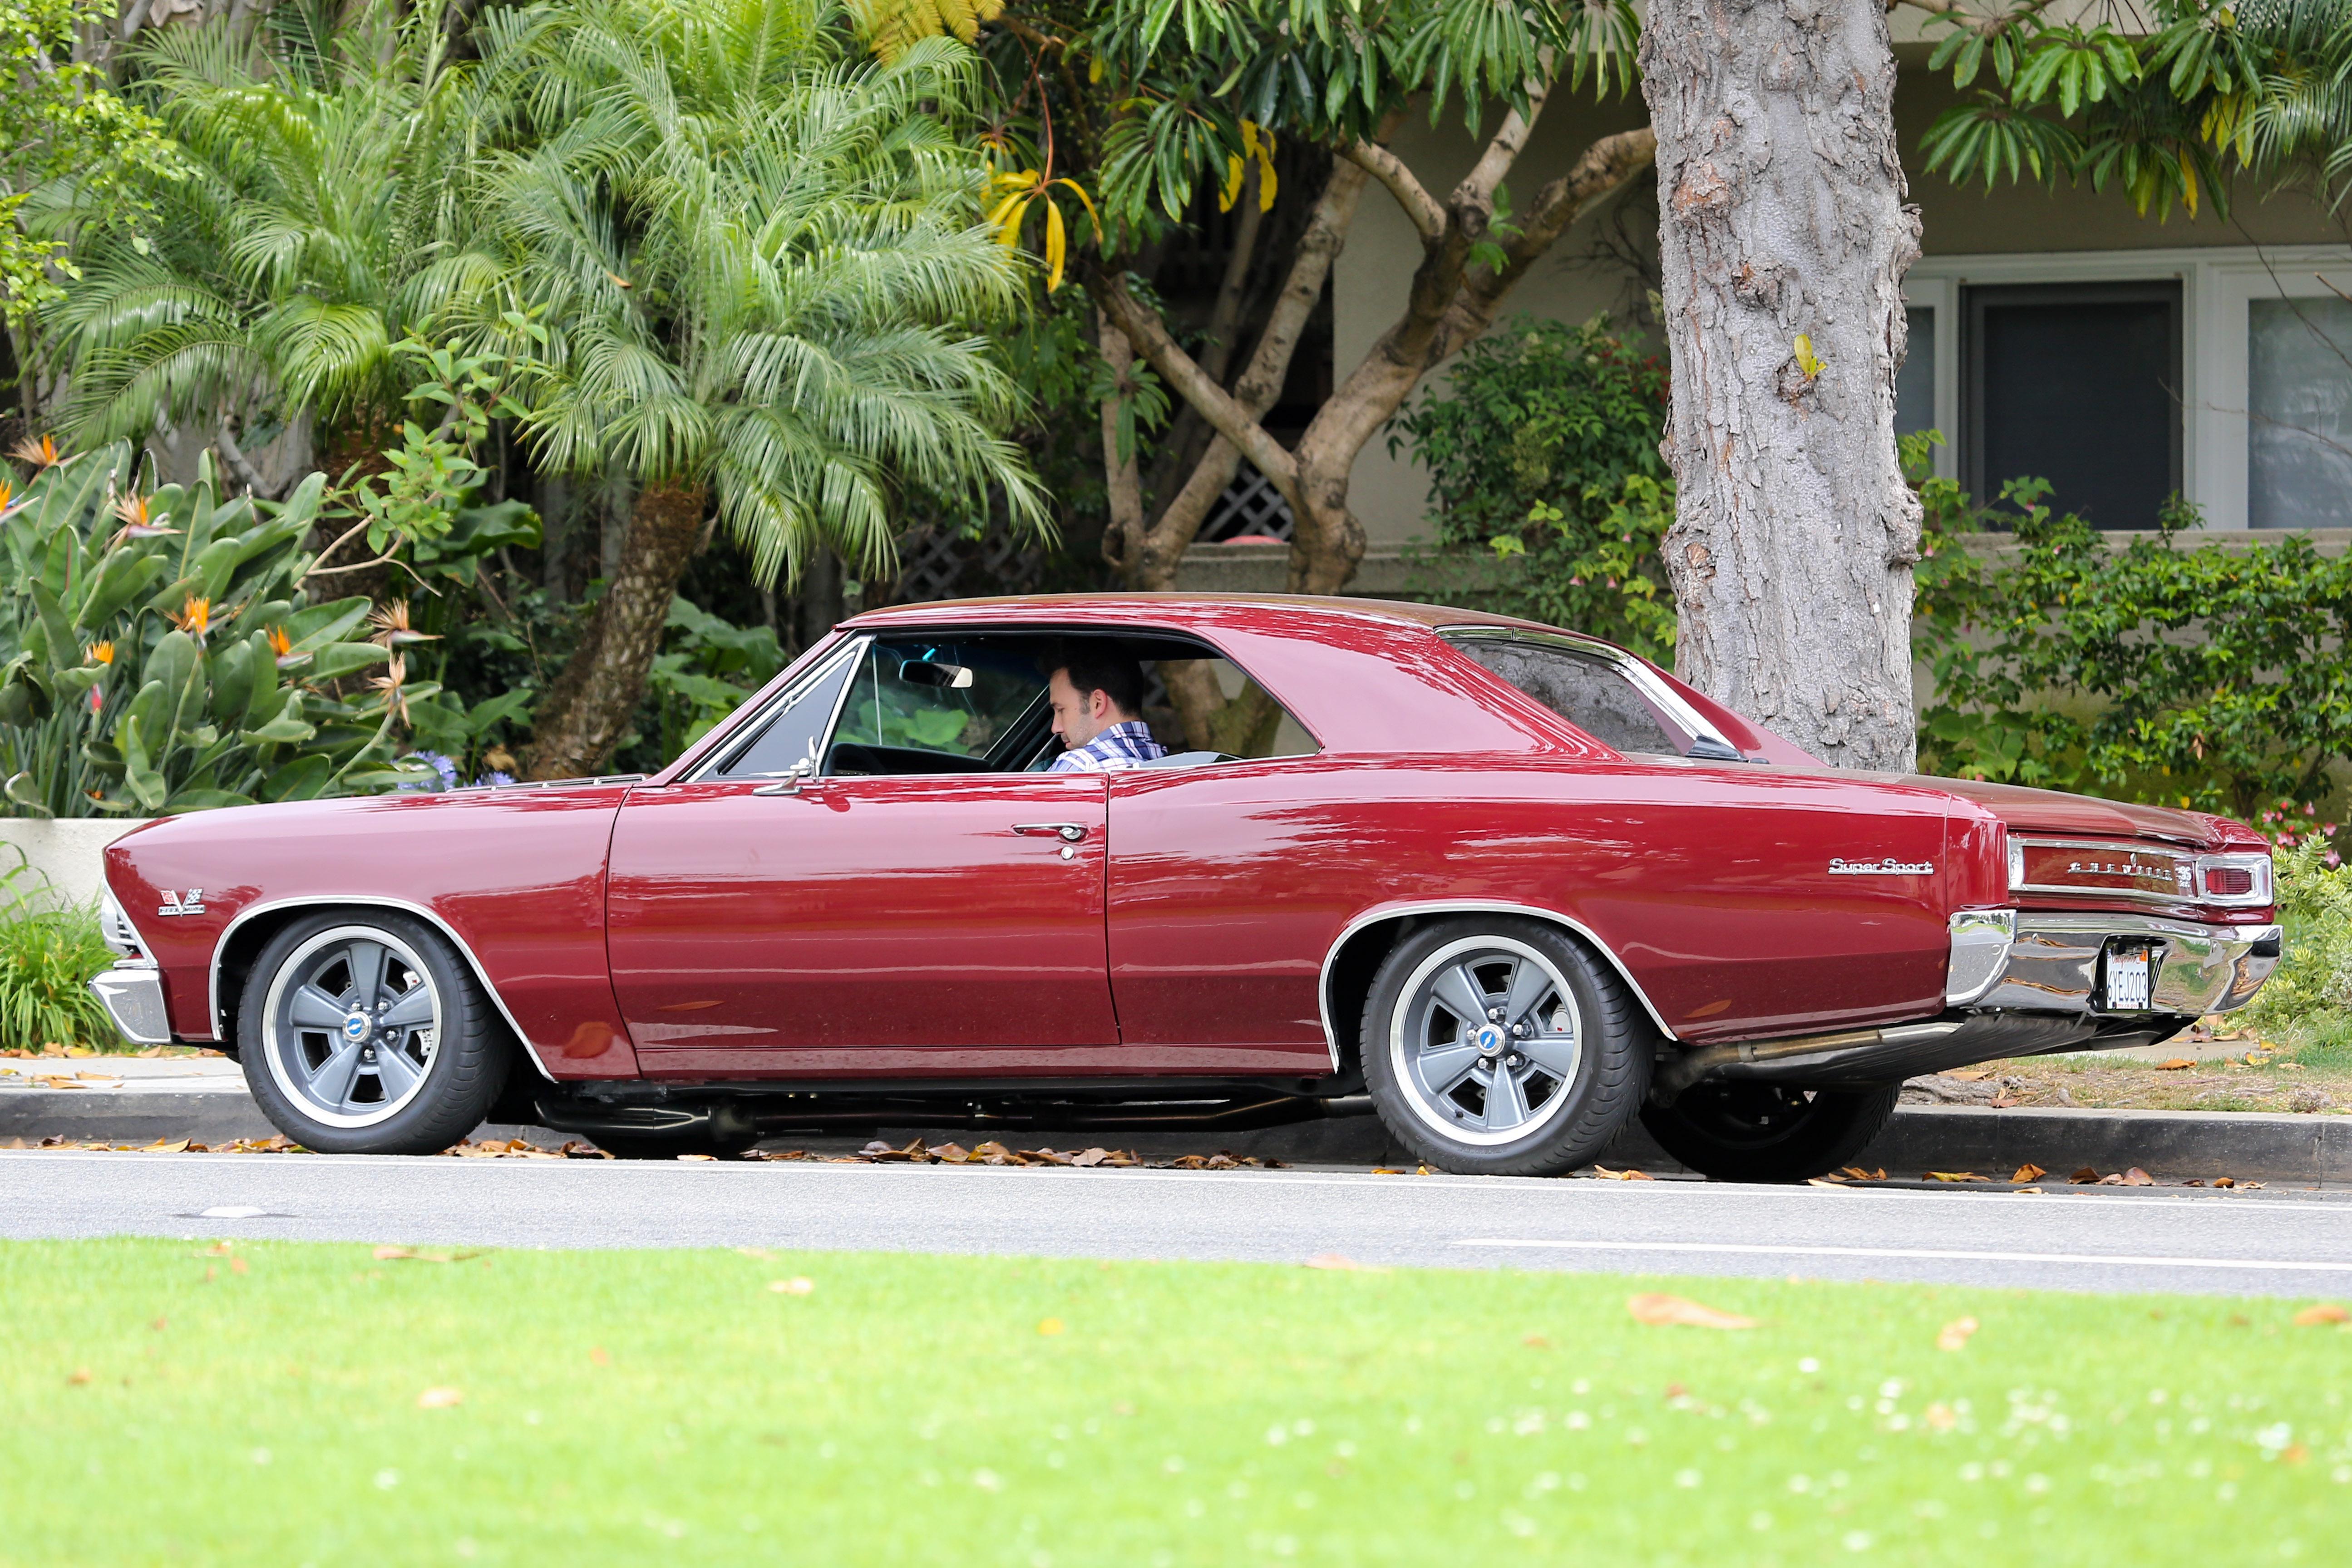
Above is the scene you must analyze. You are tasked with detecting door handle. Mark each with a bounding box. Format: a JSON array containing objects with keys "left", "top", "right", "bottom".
[{"left": 1013, "top": 823, "right": 1087, "bottom": 843}]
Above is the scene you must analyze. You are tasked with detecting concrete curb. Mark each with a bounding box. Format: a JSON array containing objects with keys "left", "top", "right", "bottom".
[{"left": 5, "top": 1084, "right": 2348, "bottom": 1181}]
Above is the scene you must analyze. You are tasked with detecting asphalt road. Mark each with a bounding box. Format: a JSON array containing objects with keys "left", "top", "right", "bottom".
[{"left": 7, "top": 1150, "right": 2352, "bottom": 1297}]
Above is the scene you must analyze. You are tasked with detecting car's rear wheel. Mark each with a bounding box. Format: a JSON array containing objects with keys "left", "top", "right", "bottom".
[
  {"left": 1361, "top": 918, "right": 1649, "bottom": 1177},
  {"left": 1640, "top": 1083, "right": 1899, "bottom": 1183},
  {"left": 239, "top": 910, "right": 509, "bottom": 1155}
]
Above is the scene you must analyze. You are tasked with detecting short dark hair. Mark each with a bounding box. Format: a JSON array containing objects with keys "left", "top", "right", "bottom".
[{"left": 1049, "top": 644, "right": 1146, "bottom": 718}]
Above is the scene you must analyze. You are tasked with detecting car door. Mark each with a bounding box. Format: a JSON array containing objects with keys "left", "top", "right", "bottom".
[{"left": 606, "top": 635, "right": 1119, "bottom": 1074}]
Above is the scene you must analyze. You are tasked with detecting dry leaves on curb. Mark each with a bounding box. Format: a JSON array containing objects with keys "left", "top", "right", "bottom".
[
  {"left": 1304, "top": 1252, "right": 1388, "bottom": 1273},
  {"left": 416, "top": 1387, "right": 463, "bottom": 1409},
  {"left": 1590, "top": 1165, "right": 1653, "bottom": 1181},
  {"left": 1937, "top": 1316, "right": 1979, "bottom": 1351},
  {"left": 1840, "top": 1167, "right": 1887, "bottom": 1183},
  {"left": 2155, "top": 1058, "right": 2196, "bottom": 1071},
  {"left": 1627, "top": 1293, "right": 1756, "bottom": 1330},
  {"left": 1925, "top": 1171, "right": 1987, "bottom": 1183},
  {"left": 2012, "top": 1164, "right": 2046, "bottom": 1183},
  {"left": 2292, "top": 1303, "right": 2349, "bottom": 1326}
]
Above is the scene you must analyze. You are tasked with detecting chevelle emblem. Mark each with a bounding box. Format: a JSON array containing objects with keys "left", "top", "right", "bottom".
[
  {"left": 156, "top": 888, "right": 206, "bottom": 917},
  {"left": 1828, "top": 858, "right": 1934, "bottom": 876},
  {"left": 2068, "top": 858, "right": 2192, "bottom": 889}
]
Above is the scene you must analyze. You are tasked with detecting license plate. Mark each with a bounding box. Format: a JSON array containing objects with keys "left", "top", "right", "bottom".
[{"left": 2105, "top": 946, "right": 2154, "bottom": 1011}]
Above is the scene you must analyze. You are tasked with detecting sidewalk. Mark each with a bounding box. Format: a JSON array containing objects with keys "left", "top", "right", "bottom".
[{"left": 5, "top": 1056, "right": 2347, "bottom": 1183}]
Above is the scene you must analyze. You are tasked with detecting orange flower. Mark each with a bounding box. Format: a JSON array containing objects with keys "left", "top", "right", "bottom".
[
  {"left": 107, "top": 491, "right": 179, "bottom": 547},
  {"left": 370, "top": 653, "right": 412, "bottom": 725},
  {"left": 9, "top": 434, "right": 60, "bottom": 468},
  {"left": 368, "top": 600, "right": 439, "bottom": 648},
  {"left": 172, "top": 596, "right": 213, "bottom": 640},
  {"left": 85, "top": 641, "right": 115, "bottom": 666},
  {"left": 0, "top": 478, "right": 13, "bottom": 514},
  {"left": 265, "top": 624, "right": 308, "bottom": 670}
]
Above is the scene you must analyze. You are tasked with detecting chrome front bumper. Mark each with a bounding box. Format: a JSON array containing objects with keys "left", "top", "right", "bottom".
[
  {"left": 1968, "top": 912, "right": 2281, "bottom": 1017},
  {"left": 89, "top": 964, "right": 172, "bottom": 1046}
]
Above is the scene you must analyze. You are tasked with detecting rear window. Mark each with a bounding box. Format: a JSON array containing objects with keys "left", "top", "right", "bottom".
[{"left": 1448, "top": 636, "right": 1740, "bottom": 760}]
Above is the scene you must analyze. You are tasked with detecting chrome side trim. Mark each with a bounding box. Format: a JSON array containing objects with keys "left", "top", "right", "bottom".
[
  {"left": 688, "top": 635, "right": 867, "bottom": 784},
  {"left": 90, "top": 964, "right": 171, "bottom": 1046},
  {"left": 204, "top": 896, "right": 556, "bottom": 1082},
  {"left": 1317, "top": 899, "right": 1681, "bottom": 1072}
]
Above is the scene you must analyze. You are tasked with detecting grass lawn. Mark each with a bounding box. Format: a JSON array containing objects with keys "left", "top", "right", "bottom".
[{"left": 3, "top": 1243, "right": 2350, "bottom": 1564}]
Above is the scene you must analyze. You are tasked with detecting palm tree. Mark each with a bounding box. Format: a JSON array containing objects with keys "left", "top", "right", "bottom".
[
  {"left": 457, "top": 0, "right": 1045, "bottom": 778},
  {"left": 44, "top": 0, "right": 473, "bottom": 486}
]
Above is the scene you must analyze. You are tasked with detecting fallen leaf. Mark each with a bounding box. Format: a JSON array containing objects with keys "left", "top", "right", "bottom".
[
  {"left": 1304, "top": 1252, "right": 1388, "bottom": 1272},
  {"left": 930, "top": 1142, "right": 973, "bottom": 1164},
  {"left": 416, "top": 1387, "right": 463, "bottom": 1409},
  {"left": 676, "top": 1153, "right": 717, "bottom": 1162},
  {"left": 1372, "top": 1167, "right": 1405, "bottom": 1175},
  {"left": 67, "top": 1368, "right": 91, "bottom": 1385},
  {"left": 1627, "top": 1293, "right": 1756, "bottom": 1330},
  {"left": 734, "top": 1246, "right": 773, "bottom": 1260},
  {"left": 1038, "top": 1317, "right": 1065, "bottom": 1336},
  {"left": 1070, "top": 1147, "right": 1113, "bottom": 1168},
  {"left": 1926, "top": 1171, "right": 1986, "bottom": 1183},
  {"left": 768, "top": 1277, "right": 814, "bottom": 1296},
  {"left": 2292, "top": 1303, "right": 2349, "bottom": 1326},
  {"left": 372, "top": 1246, "right": 478, "bottom": 1264},
  {"left": 2284, "top": 1444, "right": 2311, "bottom": 1464},
  {"left": 1946, "top": 1069, "right": 1995, "bottom": 1081},
  {"left": 139, "top": 1138, "right": 189, "bottom": 1154},
  {"left": 2012, "top": 1164, "right": 2046, "bottom": 1183},
  {"left": 590, "top": 1346, "right": 610, "bottom": 1366},
  {"left": 2096, "top": 1167, "right": 2155, "bottom": 1187},
  {"left": 2069, "top": 1167, "right": 2102, "bottom": 1184},
  {"left": 1840, "top": 1167, "right": 1887, "bottom": 1182},
  {"left": 1591, "top": 1165, "right": 1653, "bottom": 1181},
  {"left": 1937, "top": 1316, "right": 1979, "bottom": 1351},
  {"left": 2155, "top": 1058, "right": 2196, "bottom": 1071},
  {"left": 231, "top": 1257, "right": 248, "bottom": 1275},
  {"left": 1924, "top": 1402, "right": 1958, "bottom": 1430},
  {"left": 971, "top": 1139, "right": 1015, "bottom": 1165},
  {"left": 2212, "top": 1176, "right": 2236, "bottom": 1188},
  {"left": 1522, "top": 1333, "right": 1551, "bottom": 1349}
]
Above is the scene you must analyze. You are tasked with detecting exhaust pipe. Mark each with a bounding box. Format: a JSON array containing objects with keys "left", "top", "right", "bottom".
[{"left": 1652, "top": 1012, "right": 2099, "bottom": 1101}]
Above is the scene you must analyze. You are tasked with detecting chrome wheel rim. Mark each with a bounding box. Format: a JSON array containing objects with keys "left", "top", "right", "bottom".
[
  {"left": 1389, "top": 937, "right": 1582, "bottom": 1147},
  {"left": 261, "top": 926, "right": 442, "bottom": 1129}
]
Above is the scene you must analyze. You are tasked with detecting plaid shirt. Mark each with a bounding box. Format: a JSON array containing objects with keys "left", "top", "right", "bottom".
[{"left": 1049, "top": 720, "right": 1169, "bottom": 774}]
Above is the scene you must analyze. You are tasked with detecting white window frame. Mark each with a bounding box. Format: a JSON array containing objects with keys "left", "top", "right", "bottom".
[{"left": 1902, "top": 243, "right": 2352, "bottom": 530}]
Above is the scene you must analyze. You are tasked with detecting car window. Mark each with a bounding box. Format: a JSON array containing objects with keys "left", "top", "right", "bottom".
[
  {"left": 1449, "top": 637, "right": 1691, "bottom": 757},
  {"left": 828, "top": 638, "right": 1049, "bottom": 776},
  {"left": 1142, "top": 656, "right": 1319, "bottom": 761},
  {"left": 711, "top": 639, "right": 861, "bottom": 779}
]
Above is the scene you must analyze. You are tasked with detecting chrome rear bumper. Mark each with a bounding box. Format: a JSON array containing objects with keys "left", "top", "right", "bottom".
[
  {"left": 89, "top": 964, "right": 171, "bottom": 1046},
  {"left": 1979, "top": 912, "right": 2281, "bottom": 1017}
]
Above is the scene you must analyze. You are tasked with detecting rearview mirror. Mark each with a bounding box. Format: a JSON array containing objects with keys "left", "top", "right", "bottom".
[{"left": 897, "top": 660, "right": 974, "bottom": 690}]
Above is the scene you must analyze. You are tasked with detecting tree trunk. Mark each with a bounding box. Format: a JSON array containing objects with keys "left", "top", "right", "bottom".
[
  {"left": 523, "top": 479, "right": 705, "bottom": 779},
  {"left": 1642, "top": 0, "right": 1923, "bottom": 769}
]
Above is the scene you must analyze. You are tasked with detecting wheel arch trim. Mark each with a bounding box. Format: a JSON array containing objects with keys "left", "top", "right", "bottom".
[
  {"left": 206, "top": 895, "right": 555, "bottom": 1083},
  {"left": 1317, "top": 899, "right": 1680, "bottom": 1070}
]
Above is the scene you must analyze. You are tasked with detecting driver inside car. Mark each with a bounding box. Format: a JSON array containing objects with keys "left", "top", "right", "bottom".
[{"left": 1045, "top": 648, "right": 1169, "bottom": 773}]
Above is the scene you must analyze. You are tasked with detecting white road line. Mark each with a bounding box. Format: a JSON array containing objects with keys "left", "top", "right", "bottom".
[{"left": 1454, "top": 1238, "right": 2352, "bottom": 1272}]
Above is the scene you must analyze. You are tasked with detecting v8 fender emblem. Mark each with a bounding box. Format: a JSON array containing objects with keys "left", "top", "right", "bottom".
[{"left": 157, "top": 888, "right": 206, "bottom": 917}]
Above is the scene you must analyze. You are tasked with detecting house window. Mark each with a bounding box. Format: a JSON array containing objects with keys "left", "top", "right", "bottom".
[
  {"left": 1896, "top": 306, "right": 1936, "bottom": 439},
  {"left": 1962, "top": 281, "right": 2183, "bottom": 528},
  {"left": 2248, "top": 296, "right": 2352, "bottom": 529}
]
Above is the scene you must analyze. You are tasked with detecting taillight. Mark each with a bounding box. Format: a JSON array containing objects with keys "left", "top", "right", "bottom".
[{"left": 2194, "top": 853, "right": 2273, "bottom": 907}]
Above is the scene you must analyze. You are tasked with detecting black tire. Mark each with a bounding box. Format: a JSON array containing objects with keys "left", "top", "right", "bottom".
[
  {"left": 238, "top": 909, "right": 511, "bottom": 1155},
  {"left": 1640, "top": 1083, "right": 1900, "bottom": 1183},
  {"left": 1360, "top": 917, "right": 1650, "bottom": 1177}
]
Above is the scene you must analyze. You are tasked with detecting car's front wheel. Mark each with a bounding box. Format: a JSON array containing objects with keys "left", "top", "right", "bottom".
[
  {"left": 1640, "top": 1083, "right": 1899, "bottom": 1183},
  {"left": 239, "top": 910, "right": 510, "bottom": 1154},
  {"left": 1361, "top": 918, "right": 1650, "bottom": 1177}
]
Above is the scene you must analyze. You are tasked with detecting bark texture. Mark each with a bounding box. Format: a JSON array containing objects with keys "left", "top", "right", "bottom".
[
  {"left": 523, "top": 478, "right": 706, "bottom": 779},
  {"left": 1642, "top": 0, "right": 1923, "bottom": 768}
]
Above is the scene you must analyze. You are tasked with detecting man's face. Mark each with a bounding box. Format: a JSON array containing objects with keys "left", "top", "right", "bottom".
[{"left": 1048, "top": 669, "right": 1113, "bottom": 750}]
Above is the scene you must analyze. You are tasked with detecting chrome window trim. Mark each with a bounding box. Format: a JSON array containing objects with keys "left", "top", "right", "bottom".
[
  {"left": 205, "top": 895, "right": 556, "bottom": 1083},
  {"left": 688, "top": 635, "right": 868, "bottom": 784},
  {"left": 1317, "top": 898, "right": 1681, "bottom": 1072},
  {"left": 2008, "top": 834, "right": 2207, "bottom": 907},
  {"left": 1436, "top": 626, "right": 1745, "bottom": 761}
]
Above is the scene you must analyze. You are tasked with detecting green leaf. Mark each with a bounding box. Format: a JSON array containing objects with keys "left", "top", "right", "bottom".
[{"left": 303, "top": 642, "right": 390, "bottom": 682}]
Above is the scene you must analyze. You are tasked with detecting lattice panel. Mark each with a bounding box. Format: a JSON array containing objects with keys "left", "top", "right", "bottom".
[
  {"left": 888, "top": 521, "right": 1047, "bottom": 606},
  {"left": 1201, "top": 461, "right": 1295, "bottom": 542}
]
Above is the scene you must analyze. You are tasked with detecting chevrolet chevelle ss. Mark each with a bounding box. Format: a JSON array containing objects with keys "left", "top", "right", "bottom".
[{"left": 88, "top": 595, "right": 2282, "bottom": 1180}]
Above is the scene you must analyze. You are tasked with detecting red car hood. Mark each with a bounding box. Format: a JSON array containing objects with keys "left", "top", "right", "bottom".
[{"left": 1912, "top": 775, "right": 2243, "bottom": 849}]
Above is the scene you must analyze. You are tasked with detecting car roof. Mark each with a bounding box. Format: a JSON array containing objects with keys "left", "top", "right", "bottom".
[{"left": 841, "top": 592, "right": 1560, "bottom": 638}]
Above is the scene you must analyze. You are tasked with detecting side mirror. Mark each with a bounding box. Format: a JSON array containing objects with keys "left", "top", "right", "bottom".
[
  {"left": 752, "top": 757, "right": 817, "bottom": 796},
  {"left": 897, "top": 659, "right": 974, "bottom": 690}
]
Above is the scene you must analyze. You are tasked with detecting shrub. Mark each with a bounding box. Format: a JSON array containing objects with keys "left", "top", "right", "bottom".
[
  {"left": 0, "top": 444, "right": 424, "bottom": 816},
  {"left": 1392, "top": 314, "right": 1676, "bottom": 659},
  {"left": 0, "top": 854, "right": 114, "bottom": 1051},
  {"left": 1909, "top": 432, "right": 2352, "bottom": 821},
  {"left": 2239, "top": 844, "right": 2352, "bottom": 1045}
]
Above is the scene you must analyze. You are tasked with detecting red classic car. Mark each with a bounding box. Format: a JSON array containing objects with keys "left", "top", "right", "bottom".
[{"left": 87, "top": 595, "right": 2282, "bottom": 1179}]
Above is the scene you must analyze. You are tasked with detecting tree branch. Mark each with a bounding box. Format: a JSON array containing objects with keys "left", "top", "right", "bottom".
[
  {"left": 1092, "top": 273, "right": 1298, "bottom": 493},
  {"left": 1345, "top": 138, "right": 1443, "bottom": 243},
  {"left": 1451, "top": 80, "right": 1552, "bottom": 217},
  {"left": 212, "top": 416, "right": 271, "bottom": 498},
  {"left": 1446, "top": 126, "right": 1659, "bottom": 345}
]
